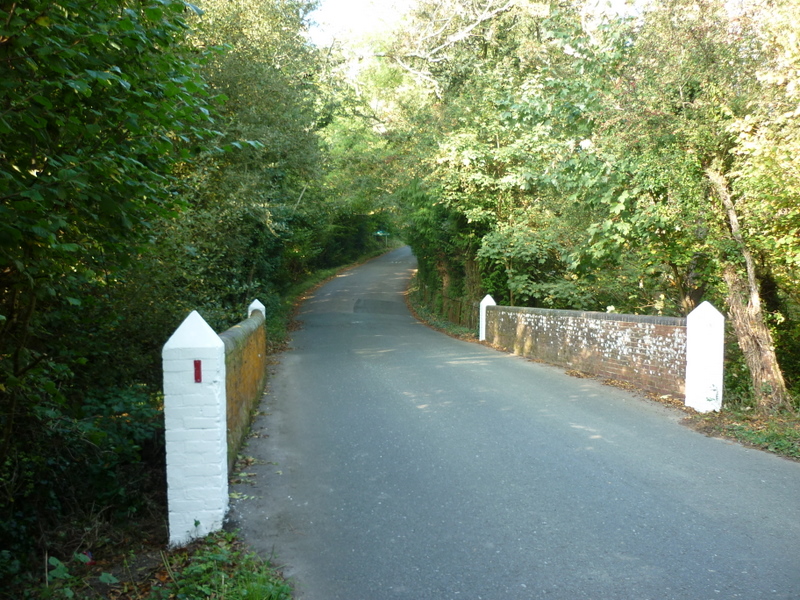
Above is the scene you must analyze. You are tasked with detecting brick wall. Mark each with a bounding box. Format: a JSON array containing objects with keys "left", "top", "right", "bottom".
[
  {"left": 486, "top": 306, "right": 687, "bottom": 398},
  {"left": 219, "top": 310, "right": 267, "bottom": 472}
]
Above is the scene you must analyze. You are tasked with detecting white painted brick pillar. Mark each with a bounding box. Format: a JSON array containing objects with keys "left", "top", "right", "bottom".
[
  {"left": 248, "top": 298, "right": 266, "bottom": 318},
  {"left": 479, "top": 295, "right": 496, "bottom": 341},
  {"left": 685, "top": 301, "right": 725, "bottom": 413},
  {"left": 163, "top": 311, "right": 228, "bottom": 547}
]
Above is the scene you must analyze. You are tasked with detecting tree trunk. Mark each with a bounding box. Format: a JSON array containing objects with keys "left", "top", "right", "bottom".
[
  {"left": 464, "top": 254, "right": 483, "bottom": 301},
  {"left": 722, "top": 266, "right": 789, "bottom": 410},
  {"left": 707, "top": 168, "right": 790, "bottom": 411}
]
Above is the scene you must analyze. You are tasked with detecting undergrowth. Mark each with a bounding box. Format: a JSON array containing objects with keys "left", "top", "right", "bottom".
[
  {"left": 145, "top": 530, "right": 291, "bottom": 600},
  {"left": 32, "top": 530, "right": 290, "bottom": 600},
  {"left": 408, "top": 301, "right": 478, "bottom": 340},
  {"left": 686, "top": 410, "right": 800, "bottom": 460},
  {"left": 405, "top": 277, "right": 477, "bottom": 340}
]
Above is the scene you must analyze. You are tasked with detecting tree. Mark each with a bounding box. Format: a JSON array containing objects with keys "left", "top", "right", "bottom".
[
  {"left": 0, "top": 0, "right": 218, "bottom": 456},
  {"left": 582, "top": 0, "right": 793, "bottom": 409},
  {"left": 191, "top": 0, "right": 323, "bottom": 206},
  {"left": 0, "top": 0, "right": 221, "bottom": 572},
  {"left": 375, "top": 0, "right": 797, "bottom": 409}
]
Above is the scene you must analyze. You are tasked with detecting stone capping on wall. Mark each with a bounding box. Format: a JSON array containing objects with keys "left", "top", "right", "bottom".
[
  {"left": 479, "top": 296, "right": 724, "bottom": 411},
  {"left": 162, "top": 299, "right": 268, "bottom": 548},
  {"left": 219, "top": 305, "right": 267, "bottom": 473},
  {"left": 512, "top": 306, "right": 687, "bottom": 327}
]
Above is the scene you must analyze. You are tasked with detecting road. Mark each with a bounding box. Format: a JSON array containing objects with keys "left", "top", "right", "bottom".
[{"left": 229, "top": 246, "right": 800, "bottom": 600}]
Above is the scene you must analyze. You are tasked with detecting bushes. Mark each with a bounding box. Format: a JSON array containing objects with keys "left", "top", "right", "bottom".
[
  {"left": 0, "top": 386, "right": 164, "bottom": 592},
  {"left": 0, "top": 0, "right": 217, "bottom": 582}
]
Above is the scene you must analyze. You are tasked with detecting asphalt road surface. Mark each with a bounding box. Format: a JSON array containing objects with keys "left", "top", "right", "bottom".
[{"left": 230, "top": 246, "right": 800, "bottom": 600}]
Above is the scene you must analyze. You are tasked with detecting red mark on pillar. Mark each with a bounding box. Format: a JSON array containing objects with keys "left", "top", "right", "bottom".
[{"left": 194, "top": 360, "right": 202, "bottom": 383}]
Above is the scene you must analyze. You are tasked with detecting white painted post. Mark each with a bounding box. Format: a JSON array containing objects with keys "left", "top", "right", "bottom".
[
  {"left": 479, "top": 295, "right": 496, "bottom": 341},
  {"left": 248, "top": 298, "right": 265, "bottom": 318},
  {"left": 162, "top": 311, "right": 228, "bottom": 547},
  {"left": 685, "top": 301, "right": 725, "bottom": 413}
]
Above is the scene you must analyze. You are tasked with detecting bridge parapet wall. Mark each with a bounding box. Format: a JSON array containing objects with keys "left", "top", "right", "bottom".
[{"left": 482, "top": 300, "right": 723, "bottom": 410}]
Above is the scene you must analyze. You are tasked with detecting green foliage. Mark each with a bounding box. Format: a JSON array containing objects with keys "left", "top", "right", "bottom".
[
  {"left": 1, "top": 0, "right": 214, "bottom": 581},
  {"left": 189, "top": 0, "right": 323, "bottom": 206},
  {"left": 477, "top": 218, "right": 566, "bottom": 306},
  {"left": 39, "top": 553, "right": 118, "bottom": 599},
  {"left": 0, "top": 0, "right": 219, "bottom": 321},
  {"left": 352, "top": 0, "right": 799, "bottom": 407},
  {"left": 177, "top": 0, "right": 386, "bottom": 299},
  {"left": 0, "top": 2, "right": 216, "bottom": 576},
  {"left": 689, "top": 410, "right": 800, "bottom": 460},
  {"left": 398, "top": 180, "right": 454, "bottom": 288},
  {"left": 78, "top": 388, "right": 164, "bottom": 506},
  {"left": 149, "top": 531, "right": 291, "bottom": 600},
  {"left": 0, "top": 386, "right": 163, "bottom": 584}
]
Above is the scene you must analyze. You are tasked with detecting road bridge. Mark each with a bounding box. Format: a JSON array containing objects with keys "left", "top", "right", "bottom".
[{"left": 230, "top": 246, "right": 800, "bottom": 600}]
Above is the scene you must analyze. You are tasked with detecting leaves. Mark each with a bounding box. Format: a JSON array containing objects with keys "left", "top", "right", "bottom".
[
  {"left": 0, "top": 0, "right": 218, "bottom": 289},
  {"left": 348, "top": 0, "right": 800, "bottom": 404},
  {"left": 0, "top": 0, "right": 224, "bottom": 580}
]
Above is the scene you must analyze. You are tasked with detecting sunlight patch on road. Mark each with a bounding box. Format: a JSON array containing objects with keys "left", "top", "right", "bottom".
[{"left": 570, "top": 422, "right": 606, "bottom": 442}]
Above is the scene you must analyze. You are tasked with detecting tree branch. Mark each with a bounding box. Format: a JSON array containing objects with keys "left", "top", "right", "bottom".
[
  {"left": 706, "top": 167, "right": 760, "bottom": 310},
  {"left": 391, "top": 56, "right": 443, "bottom": 98},
  {"left": 390, "top": 0, "right": 517, "bottom": 66},
  {"left": 424, "top": 0, "right": 516, "bottom": 60}
]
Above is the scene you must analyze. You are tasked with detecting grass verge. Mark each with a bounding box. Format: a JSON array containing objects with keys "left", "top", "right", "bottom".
[
  {"left": 144, "top": 530, "right": 290, "bottom": 600},
  {"left": 36, "top": 530, "right": 289, "bottom": 600},
  {"left": 685, "top": 410, "right": 800, "bottom": 461}
]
